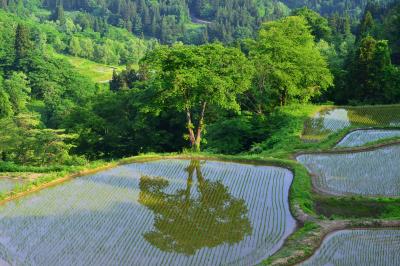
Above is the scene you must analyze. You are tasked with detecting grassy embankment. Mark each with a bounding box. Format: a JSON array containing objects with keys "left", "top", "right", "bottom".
[{"left": 53, "top": 53, "right": 126, "bottom": 83}]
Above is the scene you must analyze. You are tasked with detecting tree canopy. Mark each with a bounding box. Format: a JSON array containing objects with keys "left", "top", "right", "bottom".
[
  {"left": 141, "top": 43, "right": 253, "bottom": 151},
  {"left": 250, "top": 16, "right": 333, "bottom": 107}
]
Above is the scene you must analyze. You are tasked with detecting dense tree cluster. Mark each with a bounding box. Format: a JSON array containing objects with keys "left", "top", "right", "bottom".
[
  {"left": 188, "top": 0, "right": 291, "bottom": 43},
  {"left": 103, "top": 14, "right": 332, "bottom": 154},
  {"left": 282, "top": 0, "right": 393, "bottom": 16},
  {"left": 0, "top": 19, "right": 93, "bottom": 165},
  {"left": 1, "top": 0, "right": 400, "bottom": 165},
  {"left": 0, "top": 5, "right": 156, "bottom": 66},
  {"left": 329, "top": 1, "right": 400, "bottom": 104}
]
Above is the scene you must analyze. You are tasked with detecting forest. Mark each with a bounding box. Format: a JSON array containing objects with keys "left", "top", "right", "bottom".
[
  {"left": 0, "top": 0, "right": 400, "bottom": 265},
  {"left": 2, "top": 0, "right": 395, "bottom": 44},
  {"left": 0, "top": 0, "right": 399, "bottom": 163}
]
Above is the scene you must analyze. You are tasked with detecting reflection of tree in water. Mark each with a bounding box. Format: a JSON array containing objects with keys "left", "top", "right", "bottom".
[{"left": 138, "top": 160, "right": 252, "bottom": 255}]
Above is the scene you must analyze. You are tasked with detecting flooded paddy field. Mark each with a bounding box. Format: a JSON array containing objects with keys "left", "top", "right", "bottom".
[
  {"left": 301, "top": 229, "right": 400, "bottom": 266},
  {"left": 0, "top": 159, "right": 295, "bottom": 265},
  {"left": 303, "top": 105, "right": 400, "bottom": 140},
  {"left": 297, "top": 144, "right": 400, "bottom": 196}
]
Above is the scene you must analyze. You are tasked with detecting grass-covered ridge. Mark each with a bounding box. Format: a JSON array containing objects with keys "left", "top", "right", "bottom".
[{"left": 53, "top": 54, "right": 126, "bottom": 83}]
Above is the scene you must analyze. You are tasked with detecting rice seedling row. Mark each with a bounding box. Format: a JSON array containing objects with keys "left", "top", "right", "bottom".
[
  {"left": 297, "top": 144, "right": 400, "bottom": 196},
  {"left": 301, "top": 229, "right": 400, "bottom": 266},
  {"left": 0, "top": 159, "right": 295, "bottom": 265}
]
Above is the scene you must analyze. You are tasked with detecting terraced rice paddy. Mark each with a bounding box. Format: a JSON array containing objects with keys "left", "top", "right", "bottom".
[
  {"left": 297, "top": 144, "right": 400, "bottom": 196},
  {"left": 303, "top": 105, "right": 400, "bottom": 140},
  {"left": 301, "top": 229, "right": 400, "bottom": 266},
  {"left": 336, "top": 129, "right": 400, "bottom": 148},
  {"left": 0, "top": 159, "right": 295, "bottom": 265}
]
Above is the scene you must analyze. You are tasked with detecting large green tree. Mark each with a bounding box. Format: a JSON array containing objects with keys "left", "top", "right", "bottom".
[
  {"left": 142, "top": 43, "right": 253, "bottom": 151},
  {"left": 249, "top": 16, "right": 333, "bottom": 108}
]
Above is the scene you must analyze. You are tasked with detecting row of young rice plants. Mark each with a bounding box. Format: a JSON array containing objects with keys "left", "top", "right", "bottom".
[
  {"left": 335, "top": 129, "right": 400, "bottom": 148},
  {"left": 297, "top": 144, "right": 400, "bottom": 196},
  {"left": 302, "top": 105, "right": 400, "bottom": 140},
  {"left": 300, "top": 229, "right": 400, "bottom": 266},
  {"left": 0, "top": 159, "right": 295, "bottom": 265}
]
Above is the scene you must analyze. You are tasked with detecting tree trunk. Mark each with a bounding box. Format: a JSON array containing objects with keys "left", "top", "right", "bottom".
[
  {"left": 280, "top": 89, "right": 287, "bottom": 106},
  {"left": 186, "top": 108, "right": 196, "bottom": 148},
  {"left": 194, "top": 102, "right": 207, "bottom": 152}
]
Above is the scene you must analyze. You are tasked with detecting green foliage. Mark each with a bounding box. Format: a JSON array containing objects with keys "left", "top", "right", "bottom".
[
  {"left": 381, "top": 2, "right": 400, "bottom": 64},
  {"left": 205, "top": 114, "right": 268, "bottom": 154},
  {"left": 0, "top": 83, "right": 13, "bottom": 118},
  {"left": 315, "top": 195, "right": 400, "bottom": 219},
  {"left": 14, "top": 23, "right": 31, "bottom": 66},
  {"left": 343, "top": 36, "right": 399, "bottom": 104},
  {"left": 63, "top": 89, "right": 187, "bottom": 159},
  {"left": 263, "top": 221, "right": 320, "bottom": 265},
  {"left": 0, "top": 9, "right": 154, "bottom": 67},
  {"left": 282, "top": 0, "right": 389, "bottom": 16},
  {"left": 359, "top": 11, "right": 375, "bottom": 39},
  {"left": 292, "top": 7, "right": 332, "bottom": 41},
  {"left": 3, "top": 72, "right": 31, "bottom": 113},
  {"left": 250, "top": 16, "right": 333, "bottom": 107},
  {"left": 142, "top": 43, "right": 253, "bottom": 151},
  {"left": 0, "top": 113, "right": 82, "bottom": 166}
]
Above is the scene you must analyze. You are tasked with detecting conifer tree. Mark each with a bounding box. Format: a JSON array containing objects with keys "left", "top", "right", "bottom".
[
  {"left": 14, "top": 23, "right": 31, "bottom": 67},
  {"left": 358, "top": 11, "right": 374, "bottom": 39}
]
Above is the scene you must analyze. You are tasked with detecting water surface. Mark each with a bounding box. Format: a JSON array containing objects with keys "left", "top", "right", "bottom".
[
  {"left": 0, "top": 159, "right": 295, "bottom": 265},
  {"left": 303, "top": 106, "right": 400, "bottom": 139},
  {"left": 301, "top": 229, "right": 400, "bottom": 266},
  {"left": 297, "top": 144, "right": 400, "bottom": 196},
  {"left": 336, "top": 129, "right": 400, "bottom": 148}
]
